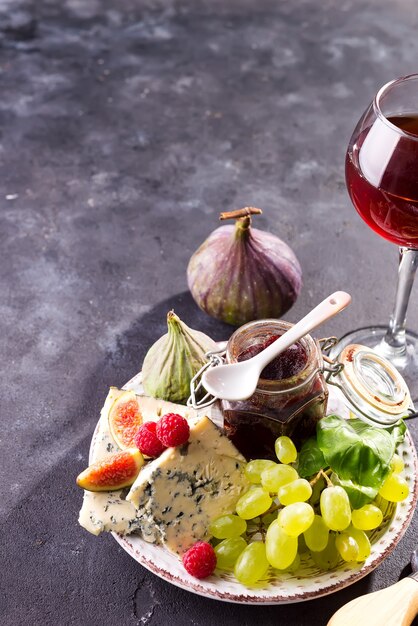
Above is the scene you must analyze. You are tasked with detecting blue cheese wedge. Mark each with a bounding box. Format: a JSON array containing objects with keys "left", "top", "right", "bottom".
[
  {"left": 78, "top": 387, "right": 200, "bottom": 536},
  {"left": 126, "top": 416, "right": 250, "bottom": 554}
]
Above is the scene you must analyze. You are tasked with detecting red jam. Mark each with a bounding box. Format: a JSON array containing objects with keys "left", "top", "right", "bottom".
[
  {"left": 222, "top": 322, "right": 328, "bottom": 461},
  {"left": 238, "top": 334, "right": 308, "bottom": 381}
]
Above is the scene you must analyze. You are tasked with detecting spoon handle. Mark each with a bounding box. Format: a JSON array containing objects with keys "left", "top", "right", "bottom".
[
  {"left": 327, "top": 577, "right": 418, "bottom": 626},
  {"left": 256, "top": 291, "right": 352, "bottom": 371}
]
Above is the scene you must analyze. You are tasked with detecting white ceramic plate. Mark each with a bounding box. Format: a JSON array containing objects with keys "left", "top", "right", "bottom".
[{"left": 93, "top": 372, "right": 418, "bottom": 604}]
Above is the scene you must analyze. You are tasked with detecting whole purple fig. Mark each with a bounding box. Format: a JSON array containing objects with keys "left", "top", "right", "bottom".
[{"left": 187, "top": 208, "right": 302, "bottom": 326}]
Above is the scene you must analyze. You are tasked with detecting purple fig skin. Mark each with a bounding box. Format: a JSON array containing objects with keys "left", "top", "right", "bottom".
[{"left": 187, "top": 221, "right": 302, "bottom": 326}]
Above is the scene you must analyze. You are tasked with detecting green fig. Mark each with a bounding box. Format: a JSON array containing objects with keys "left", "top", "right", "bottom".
[{"left": 142, "top": 311, "right": 217, "bottom": 403}]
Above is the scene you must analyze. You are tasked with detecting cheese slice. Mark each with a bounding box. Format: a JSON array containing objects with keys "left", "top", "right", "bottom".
[
  {"left": 126, "top": 416, "right": 249, "bottom": 554},
  {"left": 130, "top": 394, "right": 200, "bottom": 424},
  {"left": 78, "top": 387, "right": 200, "bottom": 536}
]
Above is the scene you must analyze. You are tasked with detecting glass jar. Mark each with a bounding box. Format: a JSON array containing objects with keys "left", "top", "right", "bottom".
[
  {"left": 221, "top": 320, "right": 328, "bottom": 460},
  {"left": 326, "top": 343, "right": 413, "bottom": 427}
]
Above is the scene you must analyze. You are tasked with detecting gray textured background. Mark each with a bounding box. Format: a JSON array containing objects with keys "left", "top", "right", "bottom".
[{"left": 2, "top": 0, "right": 418, "bottom": 624}]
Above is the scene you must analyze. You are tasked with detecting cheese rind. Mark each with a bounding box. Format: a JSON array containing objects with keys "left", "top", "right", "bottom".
[
  {"left": 130, "top": 394, "right": 201, "bottom": 425},
  {"left": 126, "top": 416, "right": 249, "bottom": 554}
]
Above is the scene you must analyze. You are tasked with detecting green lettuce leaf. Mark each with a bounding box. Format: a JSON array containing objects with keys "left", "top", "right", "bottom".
[
  {"left": 297, "top": 437, "right": 326, "bottom": 478},
  {"left": 387, "top": 419, "right": 407, "bottom": 445},
  {"left": 331, "top": 473, "right": 378, "bottom": 509},
  {"left": 317, "top": 415, "right": 394, "bottom": 490}
]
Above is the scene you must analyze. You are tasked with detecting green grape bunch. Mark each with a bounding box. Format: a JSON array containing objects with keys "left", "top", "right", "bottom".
[{"left": 209, "top": 431, "right": 410, "bottom": 586}]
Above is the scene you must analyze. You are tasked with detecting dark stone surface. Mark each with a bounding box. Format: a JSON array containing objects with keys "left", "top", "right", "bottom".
[{"left": 2, "top": 0, "right": 418, "bottom": 624}]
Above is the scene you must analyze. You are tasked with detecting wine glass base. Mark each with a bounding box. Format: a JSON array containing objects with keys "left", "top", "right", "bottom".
[{"left": 328, "top": 325, "right": 418, "bottom": 403}]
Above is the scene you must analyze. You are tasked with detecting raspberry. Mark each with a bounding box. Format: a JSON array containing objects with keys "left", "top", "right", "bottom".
[
  {"left": 182, "top": 541, "right": 217, "bottom": 579},
  {"left": 156, "top": 413, "right": 190, "bottom": 447},
  {"left": 134, "top": 422, "right": 166, "bottom": 457}
]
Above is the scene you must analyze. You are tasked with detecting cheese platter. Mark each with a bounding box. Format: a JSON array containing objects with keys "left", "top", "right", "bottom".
[{"left": 78, "top": 368, "right": 418, "bottom": 604}]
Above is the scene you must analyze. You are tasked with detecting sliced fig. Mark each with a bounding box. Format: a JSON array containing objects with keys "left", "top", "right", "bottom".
[
  {"left": 76, "top": 449, "right": 144, "bottom": 492},
  {"left": 108, "top": 390, "right": 142, "bottom": 449}
]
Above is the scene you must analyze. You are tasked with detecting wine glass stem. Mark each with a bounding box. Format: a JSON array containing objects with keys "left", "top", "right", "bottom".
[{"left": 383, "top": 247, "right": 418, "bottom": 353}]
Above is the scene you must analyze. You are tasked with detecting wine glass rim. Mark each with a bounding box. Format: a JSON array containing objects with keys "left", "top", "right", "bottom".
[{"left": 373, "top": 73, "right": 418, "bottom": 141}]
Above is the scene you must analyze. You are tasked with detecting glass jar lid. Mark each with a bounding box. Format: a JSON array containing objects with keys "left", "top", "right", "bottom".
[{"left": 330, "top": 343, "right": 411, "bottom": 426}]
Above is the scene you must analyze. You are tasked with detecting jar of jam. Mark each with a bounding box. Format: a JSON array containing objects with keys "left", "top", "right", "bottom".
[{"left": 221, "top": 319, "right": 328, "bottom": 460}]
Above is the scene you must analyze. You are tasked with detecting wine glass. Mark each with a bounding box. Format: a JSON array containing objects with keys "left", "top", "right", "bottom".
[{"left": 335, "top": 74, "right": 418, "bottom": 401}]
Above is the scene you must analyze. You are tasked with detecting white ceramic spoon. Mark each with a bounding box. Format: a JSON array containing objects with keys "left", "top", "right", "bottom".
[{"left": 202, "top": 291, "right": 351, "bottom": 401}]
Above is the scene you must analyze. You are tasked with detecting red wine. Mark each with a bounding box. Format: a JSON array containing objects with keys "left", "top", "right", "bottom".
[{"left": 346, "top": 115, "right": 418, "bottom": 248}]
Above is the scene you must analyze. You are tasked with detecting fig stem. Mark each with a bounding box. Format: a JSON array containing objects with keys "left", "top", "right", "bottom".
[
  {"left": 219, "top": 207, "right": 263, "bottom": 221},
  {"left": 167, "top": 310, "right": 180, "bottom": 327}
]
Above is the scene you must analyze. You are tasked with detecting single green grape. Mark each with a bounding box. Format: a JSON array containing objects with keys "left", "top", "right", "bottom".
[
  {"left": 245, "top": 459, "right": 277, "bottom": 484},
  {"left": 335, "top": 532, "right": 359, "bottom": 562},
  {"left": 261, "top": 464, "right": 299, "bottom": 493},
  {"left": 275, "top": 436, "right": 297, "bottom": 464},
  {"left": 320, "top": 485, "right": 351, "bottom": 531},
  {"left": 351, "top": 504, "right": 383, "bottom": 531},
  {"left": 346, "top": 526, "right": 371, "bottom": 561},
  {"left": 278, "top": 478, "right": 312, "bottom": 505},
  {"left": 298, "top": 532, "right": 309, "bottom": 554},
  {"left": 278, "top": 502, "right": 315, "bottom": 537},
  {"left": 234, "top": 541, "right": 269, "bottom": 585},
  {"left": 303, "top": 514, "right": 329, "bottom": 552},
  {"left": 310, "top": 533, "right": 340, "bottom": 570},
  {"left": 378, "top": 472, "right": 409, "bottom": 502},
  {"left": 236, "top": 487, "right": 272, "bottom": 520},
  {"left": 214, "top": 537, "right": 247, "bottom": 570},
  {"left": 390, "top": 453, "right": 405, "bottom": 474},
  {"left": 282, "top": 552, "right": 301, "bottom": 573},
  {"left": 209, "top": 514, "right": 247, "bottom": 539},
  {"left": 265, "top": 519, "right": 298, "bottom": 569}
]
